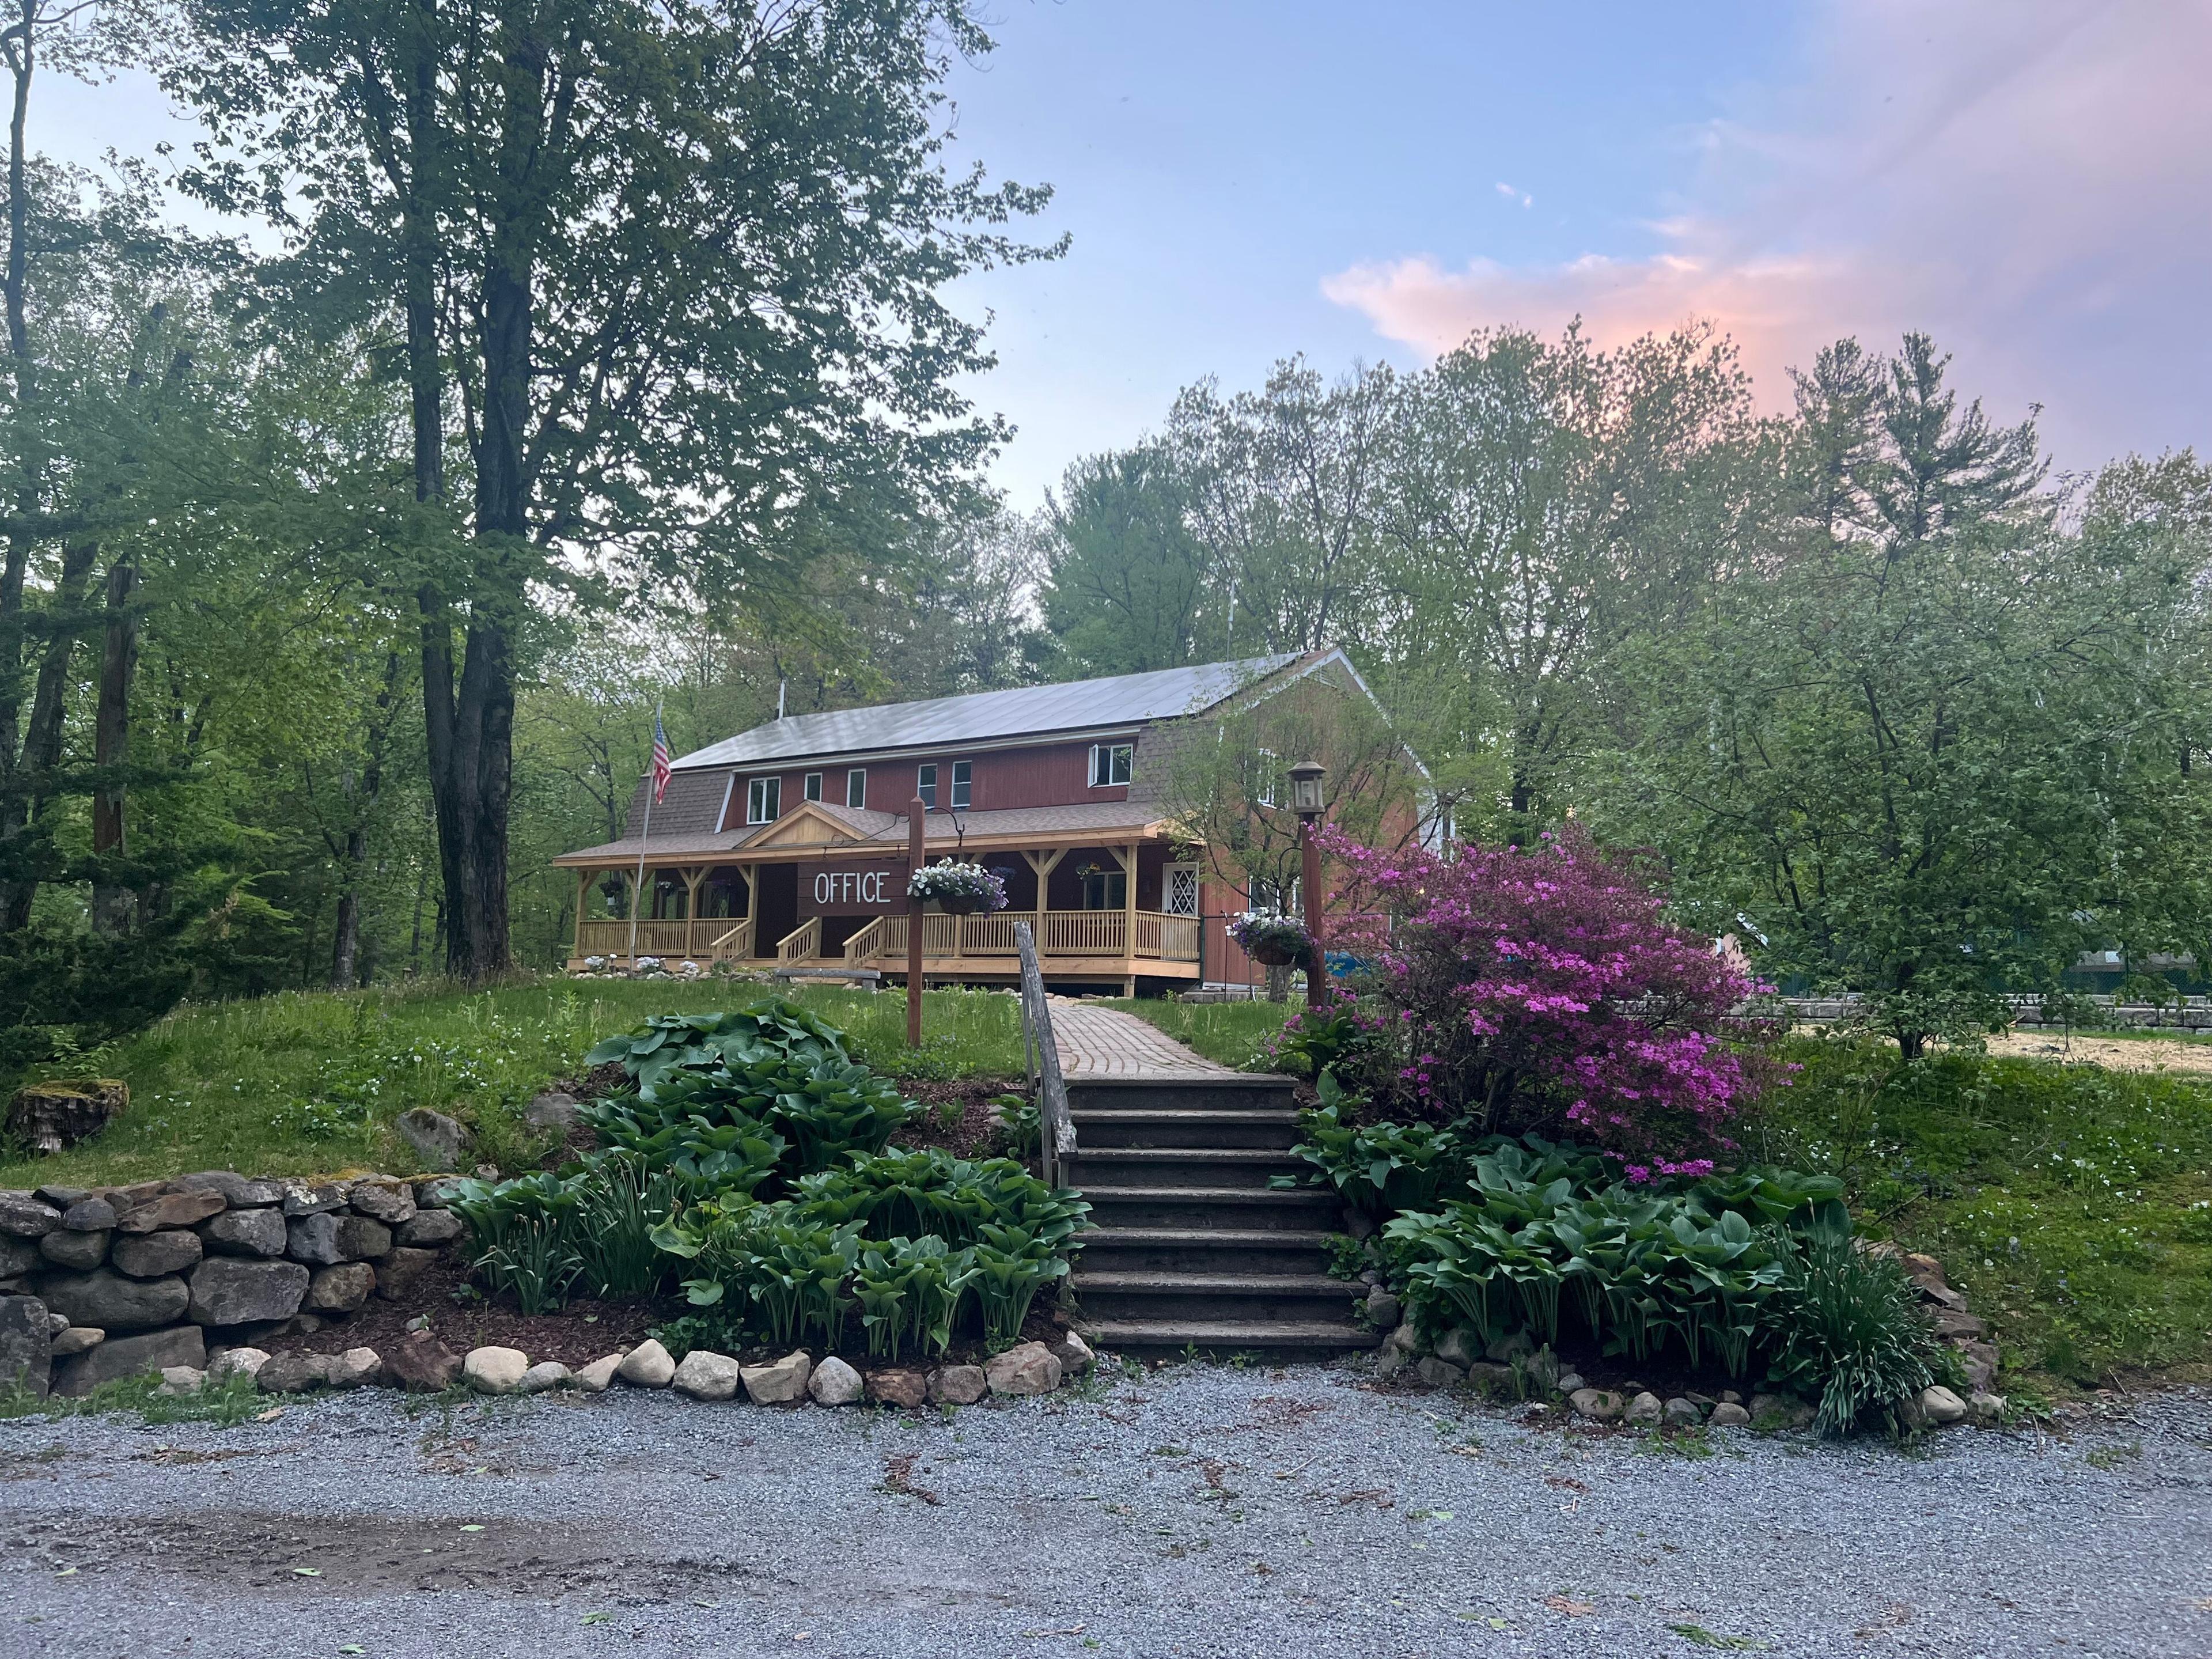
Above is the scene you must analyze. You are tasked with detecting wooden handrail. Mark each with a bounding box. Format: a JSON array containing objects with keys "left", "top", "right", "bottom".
[
  {"left": 775, "top": 917, "right": 822, "bottom": 965},
  {"left": 1014, "top": 921, "right": 1077, "bottom": 1188}
]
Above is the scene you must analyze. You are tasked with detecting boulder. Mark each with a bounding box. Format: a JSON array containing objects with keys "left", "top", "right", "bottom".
[
  {"left": 1462, "top": 1361, "right": 1516, "bottom": 1395},
  {"left": 808, "top": 1354, "right": 865, "bottom": 1406},
  {"left": 54, "top": 1324, "right": 205, "bottom": 1396},
  {"left": 35, "top": 1185, "right": 89, "bottom": 1209},
  {"left": 0, "top": 1192, "right": 62, "bottom": 1237},
  {"left": 464, "top": 1346, "right": 531, "bottom": 1394},
  {"left": 929, "top": 1363, "right": 988, "bottom": 1406},
  {"left": 1363, "top": 1290, "right": 1402, "bottom": 1331},
  {"left": 201, "top": 1207, "right": 289, "bottom": 1259},
  {"left": 305, "top": 1262, "right": 376, "bottom": 1315},
  {"left": 1044, "top": 1330, "right": 1095, "bottom": 1374},
  {"left": 37, "top": 1228, "right": 111, "bottom": 1271},
  {"left": 175, "top": 1171, "right": 284, "bottom": 1208},
  {"left": 672, "top": 1349, "right": 744, "bottom": 1402},
  {"left": 1432, "top": 1327, "right": 1481, "bottom": 1369},
  {"left": 1374, "top": 1344, "right": 1414, "bottom": 1381},
  {"left": 40, "top": 1268, "right": 191, "bottom": 1332},
  {"left": 395, "top": 1210, "right": 464, "bottom": 1249},
  {"left": 0, "top": 1236, "right": 38, "bottom": 1278},
  {"left": 1522, "top": 1346, "right": 1562, "bottom": 1391},
  {"left": 257, "top": 1351, "right": 343, "bottom": 1394},
  {"left": 59, "top": 1196, "right": 118, "bottom": 1231},
  {"left": 5, "top": 1078, "right": 128, "bottom": 1154},
  {"left": 1342, "top": 1206, "right": 1376, "bottom": 1239},
  {"left": 1569, "top": 1388, "right": 1626, "bottom": 1422},
  {"left": 116, "top": 1190, "right": 226, "bottom": 1234},
  {"left": 396, "top": 1109, "right": 474, "bottom": 1169},
  {"left": 380, "top": 1335, "right": 463, "bottom": 1392},
  {"left": 1709, "top": 1402, "right": 1752, "bottom": 1427},
  {"left": 1662, "top": 1396, "right": 1705, "bottom": 1428},
  {"left": 188, "top": 1258, "right": 310, "bottom": 1327},
  {"left": 411, "top": 1176, "right": 468, "bottom": 1209},
  {"left": 50, "top": 1325, "right": 104, "bottom": 1358},
  {"left": 0, "top": 1295, "right": 51, "bottom": 1395},
  {"left": 112, "top": 1230, "right": 204, "bottom": 1279},
  {"left": 615, "top": 1339, "right": 675, "bottom": 1388},
  {"left": 1930, "top": 1308, "right": 1988, "bottom": 1341},
  {"left": 1958, "top": 1340, "right": 1998, "bottom": 1392},
  {"left": 1968, "top": 1390, "right": 2007, "bottom": 1426},
  {"left": 344, "top": 1178, "right": 416, "bottom": 1226},
  {"left": 332, "top": 1347, "right": 384, "bottom": 1388},
  {"left": 1624, "top": 1391, "right": 1664, "bottom": 1425},
  {"left": 1555, "top": 1372, "right": 1585, "bottom": 1395},
  {"left": 524, "top": 1092, "right": 583, "bottom": 1130},
  {"left": 865, "top": 1366, "right": 928, "bottom": 1408},
  {"left": 1382, "top": 1320, "right": 1422, "bottom": 1357},
  {"left": 519, "top": 1361, "right": 572, "bottom": 1394},
  {"left": 574, "top": 1353, "right": 623, "bottom": 1394},
  {"left": 740, "top": 1350, "right": 812, "bottom": 1405},
  {"left": 1748, "top": 1392, "right": 1814, "bottom": 1429},
  {"left": 156, "top": 1366, "right": 206, "bottom": 1397},
  {"left": 1901, "top": 1251, "right": 1945, "bottom": 1283},
  {"left": 208, "top": 1346, "right": 271, "bottom": 1381},
  {"left": 281, "top": 1183, "right": 346, "bottom": 1217},
  {"left": 1484, "top": 1329, "right": 1534, "bottom": 1365},
  {"left": 984, "top": 1342, "right": 1062, "bottom": 1398},
  {"left": 1415, "top": 1356, "right": 1467, "bottom": 1388},
  {"left": 287, "top": 1213, "right": 393, "bottom": 1266},
  {"left": 374, "top": 1248, "right": 441, "bottom": 1302},
  {"left": 1916, "top": 1384, "right": 1968, "bottom": 1426}
]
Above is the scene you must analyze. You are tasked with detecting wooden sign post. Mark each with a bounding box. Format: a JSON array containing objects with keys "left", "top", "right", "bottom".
[{"left": 906, "top": 794, "right": 926, "bottom": 1047}]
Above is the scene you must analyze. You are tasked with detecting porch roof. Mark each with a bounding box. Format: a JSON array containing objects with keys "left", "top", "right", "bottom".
[{"left": 552, "top": 798, "right": 1183, "bottom": 868}]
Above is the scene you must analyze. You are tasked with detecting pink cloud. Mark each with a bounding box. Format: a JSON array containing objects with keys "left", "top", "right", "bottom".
[{"left": 1324, "top": 0, "right": 2212, "bottom": 463}]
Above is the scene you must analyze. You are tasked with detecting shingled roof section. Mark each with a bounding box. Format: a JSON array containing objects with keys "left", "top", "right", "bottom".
[{"left": 671, "top": 653, "right": 1301, "bottom": 771}]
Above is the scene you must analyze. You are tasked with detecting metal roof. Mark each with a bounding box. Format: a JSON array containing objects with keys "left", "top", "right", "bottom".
[{"left": 673, "top": 653, "right": 1302, "bottom": 771}]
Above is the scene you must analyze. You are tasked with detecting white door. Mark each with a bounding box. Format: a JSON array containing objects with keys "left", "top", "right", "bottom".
[{"left": 1163, "top": 863, "right": 1199, "bottom": 916}]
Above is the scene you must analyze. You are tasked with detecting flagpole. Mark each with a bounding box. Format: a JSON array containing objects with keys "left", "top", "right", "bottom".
[{"left": 627, "top": 702, "right": 661, "bottom": 967}]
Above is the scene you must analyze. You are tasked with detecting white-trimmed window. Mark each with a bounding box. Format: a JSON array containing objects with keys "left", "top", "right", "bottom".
[
  {"left": 846, "top": 768, "right": 867, "bottom": 809},
  {"left": 1163, "top": 863, "right": 1199, "bottom": 916},
  {"left": 746, "top": 775, "right": 781, "bottom": 824},
  {"left": 1089, "top": 742, "right": 1132, "bottom": 788},
  {"left": 803, "top": 771, "right": 823, "bottom": 803},
  {"left": 916, "top": 763, "right": 938, "bottom": 809},
  {"left": 950, "top": 759, "right": 972, "bottom": 809}
]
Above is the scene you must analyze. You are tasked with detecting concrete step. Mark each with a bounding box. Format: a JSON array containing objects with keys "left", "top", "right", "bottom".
[
  {"left": 1076, "top": 1226, "right": 1340, "bottom": 1275},
  {"left": 1077, "top": 1183, "right": 1342, "bottom": 1230},
  {"left": 1077, "top": 1316, "right": 1380, "bottom": 1358},
  {"left": 1066, "top": 1147, "right": 1305, "bottom": 1190},
  {"left": 1071, "top": 1270, "right": 1366, "bottom": 1324},
  {"left": 1065, "top": 1075, "right": 1300, "bottom": 1115},
  {"left": 1070, "top": 1107, "right": 1302, "bottom": 1150}
]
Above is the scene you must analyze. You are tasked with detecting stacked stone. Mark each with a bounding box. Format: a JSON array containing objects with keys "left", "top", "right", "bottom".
[{"left": 0, "top": 1171, "right": 465, "bottom": 1398}]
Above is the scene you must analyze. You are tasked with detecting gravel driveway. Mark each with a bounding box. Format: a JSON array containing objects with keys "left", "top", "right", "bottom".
[{"left": 3, "top": 1364, "right": 2208, "bottom": 1659}]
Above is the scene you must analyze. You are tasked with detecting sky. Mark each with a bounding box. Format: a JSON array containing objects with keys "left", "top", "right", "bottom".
[
  {"left": 33, "top": 0, "right": 2212, "bottom": 507},
  {"left": 935, "top": 0, "right": 2212, "bottom": 504}
]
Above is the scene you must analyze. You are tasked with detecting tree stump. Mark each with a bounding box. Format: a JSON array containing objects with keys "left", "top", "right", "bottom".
[{"left": 5, "top": 1078, "right": 128, "bottom": 1154}]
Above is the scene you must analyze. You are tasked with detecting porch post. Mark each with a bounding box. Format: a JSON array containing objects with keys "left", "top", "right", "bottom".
[
  {"left": 1123, "top": 840, "right": 1139, "bottom": 997},
  {"left": 681, "top": 866, "right": 706, "bottom": 959},
  {"left": 907, "top": 796, "right": 926, "bottom": 1046},
  {"left": 573, "top": 868, "right": 589, "bottom": 958}
]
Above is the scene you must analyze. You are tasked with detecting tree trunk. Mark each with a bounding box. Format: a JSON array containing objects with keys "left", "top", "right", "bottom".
[
  {"left": 329, "top": 652, "right": 400, "bottom": 988},
  {"left": 90, "top": 552, "right": 137, "bottom": 935},
  {"left": 2, "top": 536, "right": 97, "bottom": 928}
]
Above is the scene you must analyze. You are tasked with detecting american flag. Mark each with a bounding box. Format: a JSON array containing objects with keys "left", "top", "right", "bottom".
[{"left": 649, "top": 710, "right": 672, "bottom": 804}]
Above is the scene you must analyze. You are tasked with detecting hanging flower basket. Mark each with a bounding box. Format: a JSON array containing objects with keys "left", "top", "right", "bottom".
[
  {"left": 1230, "top": 910, "right": 1314, "bottom": 968},
  {"left": 907, "top": 858, "right": 1009, "bottom": 916}
]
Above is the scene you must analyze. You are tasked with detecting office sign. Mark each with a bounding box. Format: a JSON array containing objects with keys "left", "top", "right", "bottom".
[{"left": 798, "top": 858, "right": 910, "bottom": 916}]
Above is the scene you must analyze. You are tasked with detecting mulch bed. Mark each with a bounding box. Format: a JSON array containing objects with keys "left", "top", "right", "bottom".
[{"left": 886, "top": 1075, "right": 1025, "bottom": 1161}]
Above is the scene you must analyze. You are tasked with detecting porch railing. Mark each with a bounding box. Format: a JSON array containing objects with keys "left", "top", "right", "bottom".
[
  {"left": 776, "top": 917, "right": 823, "bottom": 965},
  {"left": 575, "top": 917, "right": 756, "bottom": 961},
  {"left": 839, "top": 908, "right": 1199, "bottom": 965}
]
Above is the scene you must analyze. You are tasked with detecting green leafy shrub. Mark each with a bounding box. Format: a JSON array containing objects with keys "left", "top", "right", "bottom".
[
  {"left": 584, "top": 1000, "right": 851, "bottom": 1094},
  {"left": 1760, "top": 1231, "right": 1948, "bottom": 1437}
]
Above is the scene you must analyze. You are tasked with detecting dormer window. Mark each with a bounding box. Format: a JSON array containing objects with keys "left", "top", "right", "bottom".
[
  {"left": 1089, "top": 743, "right": 1132, "bottom": 788},
  {"left": 746, "top": 776, "right": 781, "bottom": 824},
  {"left": 803, "top": 771, "right": 823, "bottom": 802}
]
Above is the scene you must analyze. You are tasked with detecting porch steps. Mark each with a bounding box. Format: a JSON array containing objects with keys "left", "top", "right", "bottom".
[{"left": 1063, "top": 1075, "right": 1377, "bottom": 1358}]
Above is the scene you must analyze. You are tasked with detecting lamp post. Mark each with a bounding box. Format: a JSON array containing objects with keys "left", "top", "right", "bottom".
[
  {"left": 1289, "top": 759, "right": 1327, "bottom": 1008},
  {"left": 907, "top": 793, "right": 926, "bottom": 1047}
]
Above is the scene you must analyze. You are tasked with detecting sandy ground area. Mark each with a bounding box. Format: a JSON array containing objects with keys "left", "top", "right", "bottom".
[{"left": 1980, "top": 1030, "right": 2212, "bottom": 1073}]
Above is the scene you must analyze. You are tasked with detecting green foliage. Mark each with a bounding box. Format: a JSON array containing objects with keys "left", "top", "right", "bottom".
[
  {"left": 0, "top": 1369, "right": 268, "bottom": 1427},
  {"left": 1759, "top": 1231, "right": 1946, "bottom": 1438},
  {"left": 1754, "top": 1035, "right": 2212, "bottom": 1384},
  {"left": 1291, "top": 1075, "right": 1468, "bottom": 1213}
]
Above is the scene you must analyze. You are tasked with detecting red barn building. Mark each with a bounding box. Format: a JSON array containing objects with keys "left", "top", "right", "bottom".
[{"left": 555, "top": 647, "right": 1429, "bottom": 993}]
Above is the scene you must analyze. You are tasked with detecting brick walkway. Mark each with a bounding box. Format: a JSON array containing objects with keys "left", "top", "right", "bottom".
[{"left": 1050, "top": 999, "right": 1240, "bottom": 1078}]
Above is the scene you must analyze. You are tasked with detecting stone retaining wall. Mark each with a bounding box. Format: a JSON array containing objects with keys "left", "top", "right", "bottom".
[{"left": 0, "top": 1171, "right": 463, "bottom": 1398}]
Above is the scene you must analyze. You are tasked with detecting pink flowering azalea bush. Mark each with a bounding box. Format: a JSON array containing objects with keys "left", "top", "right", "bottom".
[{"left": 1315, "top": 824, "right": 1780, "bottom": 1169}]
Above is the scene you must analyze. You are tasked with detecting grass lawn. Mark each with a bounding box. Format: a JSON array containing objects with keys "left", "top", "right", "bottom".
[
  {"left": 1104, "top": 997, "right": 1294, "bottom": 1069},
  {"left": 0, "top": 978, "right": 1027, "bottom": 1190},
  {"left": 1753, "top": 1039, "right": 2212, "bottom": 1390}
]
